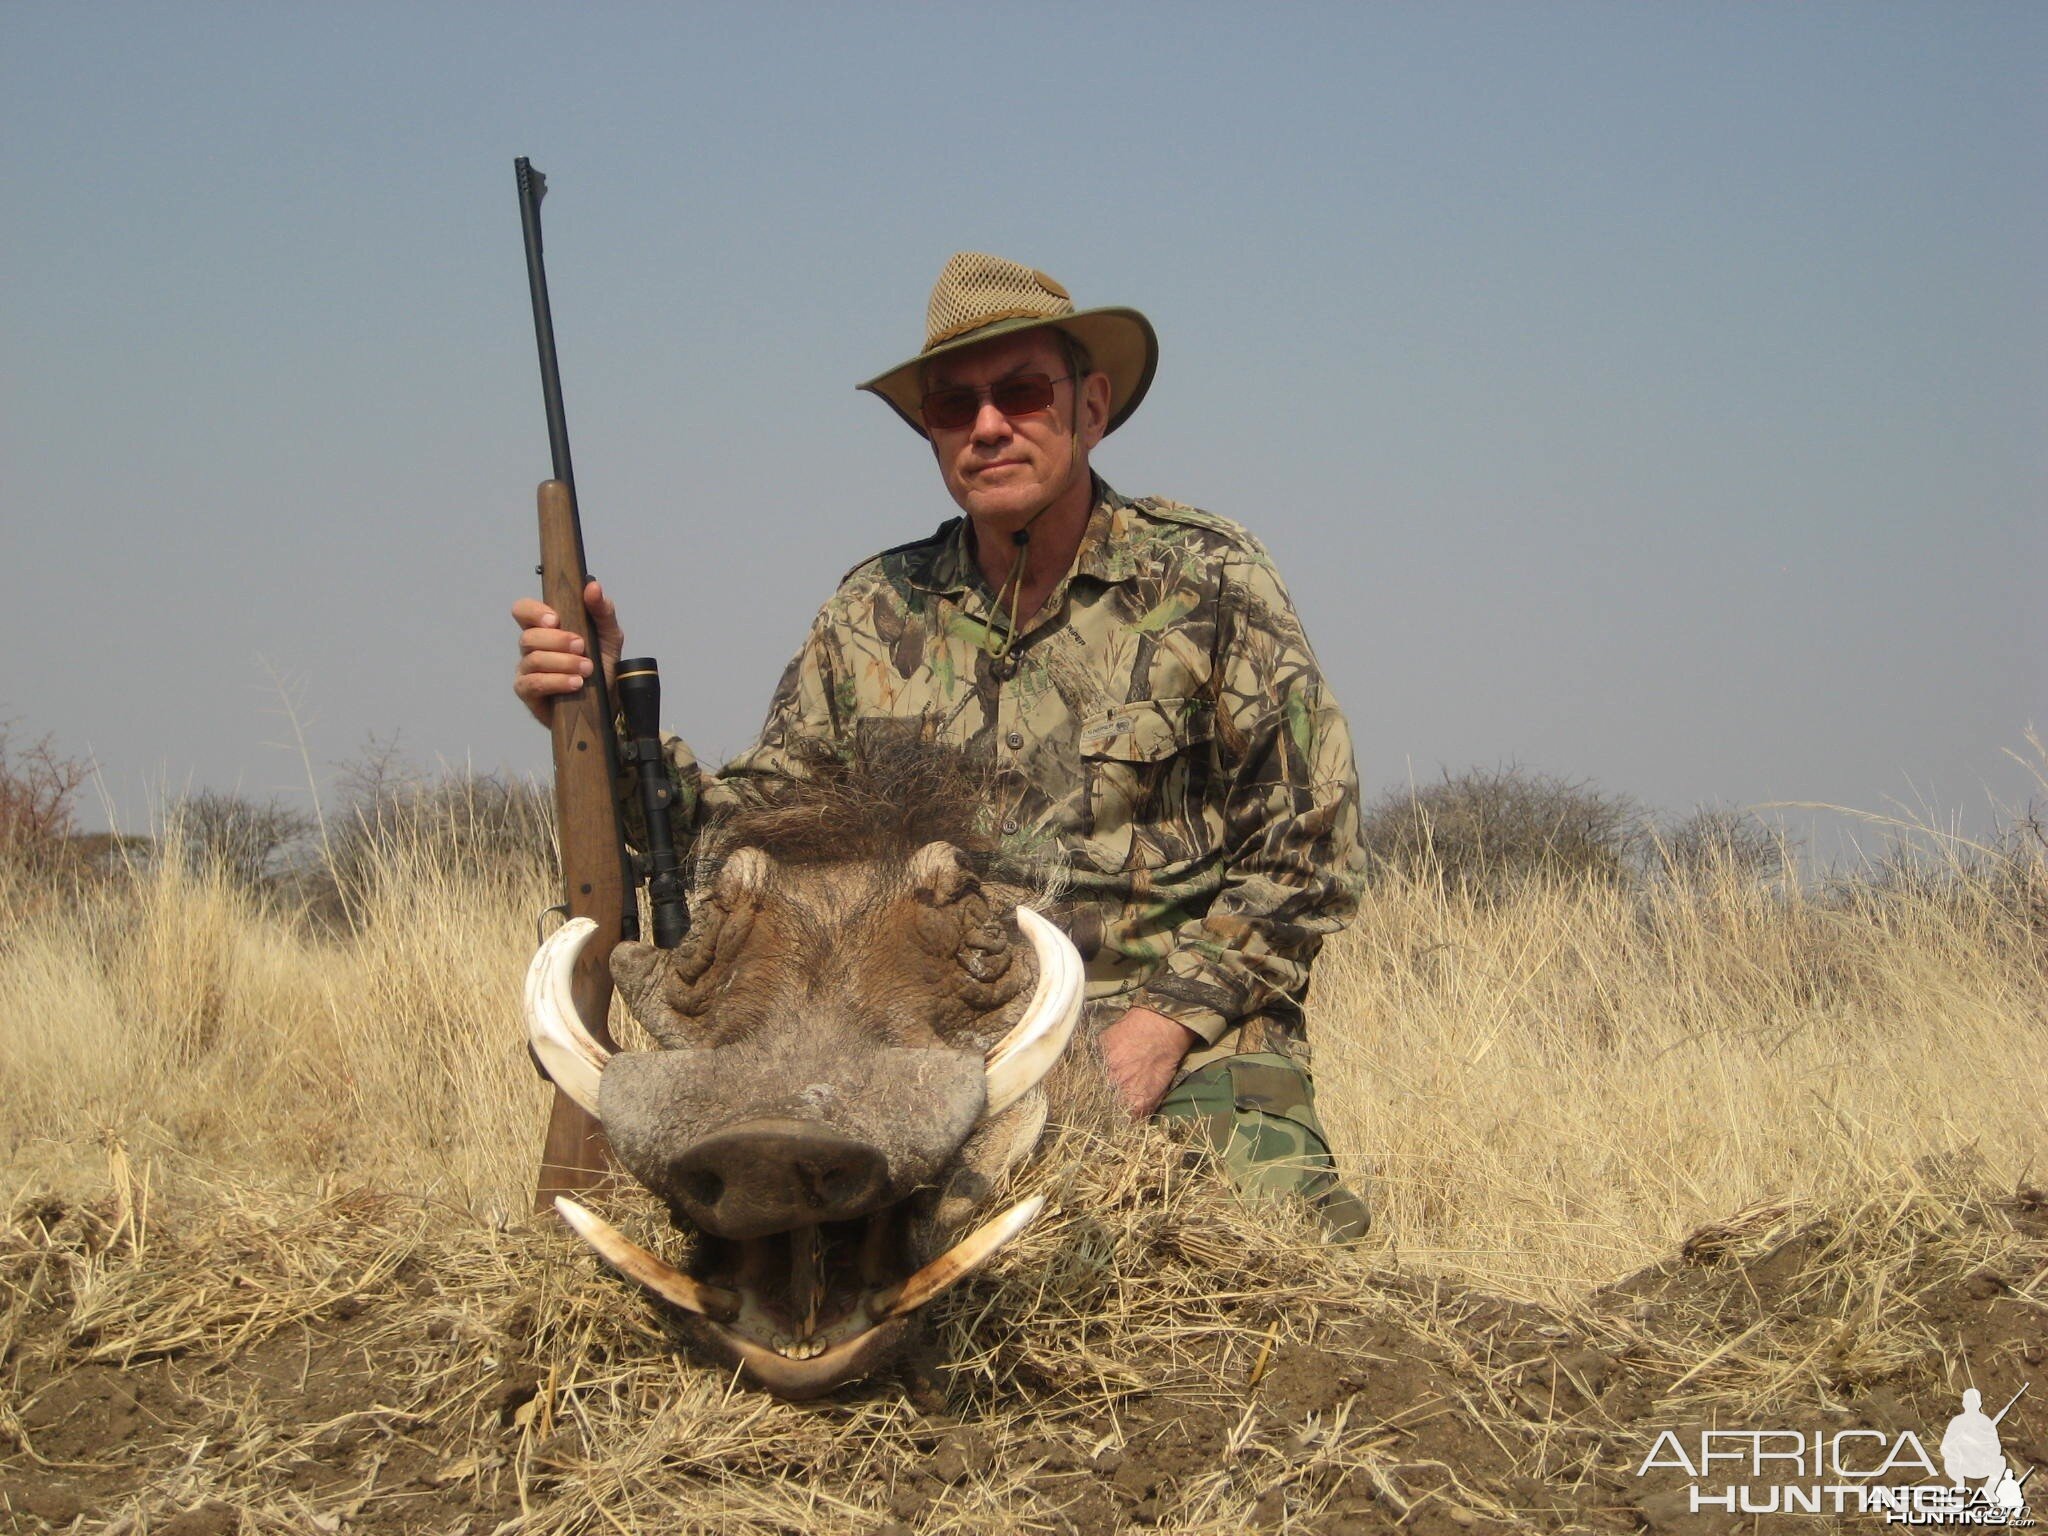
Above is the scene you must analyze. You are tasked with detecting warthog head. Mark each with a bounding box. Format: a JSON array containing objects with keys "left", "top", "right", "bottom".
[{"left": 523, "top": 743, "right": 1083, "bottom": 1397}]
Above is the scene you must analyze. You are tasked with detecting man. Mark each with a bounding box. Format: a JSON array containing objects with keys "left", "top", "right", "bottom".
[
  {"left": 1941, "top": 1389, "right": 2007, "bottom": 1494},
  {"left": 513, "top": 252, "right": 1370, "bottom": 1238}
]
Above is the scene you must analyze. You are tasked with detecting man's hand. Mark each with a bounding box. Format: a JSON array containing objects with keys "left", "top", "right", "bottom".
[
  {"left": 1097, "top": 1006, "right": 1200, "bottom": 1120},
  {"left": 511, "top": 579, "right": 624, "bottom": 727}
]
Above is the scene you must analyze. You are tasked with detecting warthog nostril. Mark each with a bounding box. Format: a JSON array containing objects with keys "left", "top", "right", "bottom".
[
  {"left": 680, "top": 1169, "right": 725, "bottom": 1211},
  {"left": 668, "top": 1119, "right": 890, "bottom": 1240}
]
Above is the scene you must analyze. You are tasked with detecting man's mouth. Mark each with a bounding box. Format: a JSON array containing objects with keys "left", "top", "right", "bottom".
[{"left": 555, "top": 1192, "right": 1044, "bottom": 1397}]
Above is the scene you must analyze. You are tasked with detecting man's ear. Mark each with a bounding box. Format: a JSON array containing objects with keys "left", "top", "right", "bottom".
[{"left": 1078, "top": 369, "right": 1112, "bottom": 450}]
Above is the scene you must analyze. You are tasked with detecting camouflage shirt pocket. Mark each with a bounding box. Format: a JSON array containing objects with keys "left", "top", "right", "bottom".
[{"left": 1075, "top": 698, "right": 1216, "bottom": 872}]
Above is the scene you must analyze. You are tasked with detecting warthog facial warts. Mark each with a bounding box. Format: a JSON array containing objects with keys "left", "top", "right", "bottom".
[{"left": 523, "top": 745, "right": 1084, "bottom": 1397}]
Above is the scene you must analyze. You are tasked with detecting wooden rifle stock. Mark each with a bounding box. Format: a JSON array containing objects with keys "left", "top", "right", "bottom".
[{"left": 533, "top": 477, "right": 635, "bottom": 1208}]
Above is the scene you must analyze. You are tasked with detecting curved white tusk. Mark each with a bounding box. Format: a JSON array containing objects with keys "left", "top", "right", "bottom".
[
  {"left": 873, "top": 1195, "right": 1047, "bottom": 1319},
  {"left": 523, "top": 916, "right": 612, "bottom": 1117},
  {"left": 554, "top": 1198, "right": 739, "bottom": 1322},
  {"left": 983, "top": 907, "right": 1084, "bottom": 1118}
]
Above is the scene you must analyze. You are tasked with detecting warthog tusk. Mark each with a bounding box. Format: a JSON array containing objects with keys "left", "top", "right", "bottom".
[
  {"left": 871, "top": 1195, "right": 1047, "bottom": 1320},
  {"left": 523, "top": 916, "right": 612, "bottom": 1117},
  {"left": 983, "top": 907, "right": 1083, "bottom": 1117},
  {"left": 554, "top": 1197, "right": 740, "bottom": 1323}
]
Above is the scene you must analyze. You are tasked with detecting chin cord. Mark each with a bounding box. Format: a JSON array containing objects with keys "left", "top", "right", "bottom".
[{"left": 991, "top": 504, "right": 1051, "bottom": 666}]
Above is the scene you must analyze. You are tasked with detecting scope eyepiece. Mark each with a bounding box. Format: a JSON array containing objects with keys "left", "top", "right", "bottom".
[{"left": 616, "top": 657, "right": 662, "bottom": 740}]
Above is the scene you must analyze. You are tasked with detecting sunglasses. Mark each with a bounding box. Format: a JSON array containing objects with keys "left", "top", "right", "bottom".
[{"left": 919, "top": 373, "right": 1074, "bottom": 432}]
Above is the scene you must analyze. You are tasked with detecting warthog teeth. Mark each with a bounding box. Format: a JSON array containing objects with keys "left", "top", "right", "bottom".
[
  {"left": 983, "top": 908, "right": 1084, "bottom": 1118},
  {"left": 523, "top": 917, "right": 612, "bottom": 1117},
  {"left": 872, "top": 1195, "right": 1047, "bottom": 1320},
  {"left": 554, "top": 1198, "right": 740, "bottom": 1323}
]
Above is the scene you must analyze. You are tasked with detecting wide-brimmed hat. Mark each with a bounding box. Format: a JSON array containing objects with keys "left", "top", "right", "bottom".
[{"left": 859, "top": 251, "right": 1157, "bottom": 437}]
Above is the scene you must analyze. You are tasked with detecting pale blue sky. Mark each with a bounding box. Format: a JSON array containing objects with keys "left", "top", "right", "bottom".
[{"left": 6, "top": 3, "right": 2043, "bottom": 854}]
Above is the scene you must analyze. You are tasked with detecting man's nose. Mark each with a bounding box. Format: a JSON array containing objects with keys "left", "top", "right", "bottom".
[{"left": 969, "top": 398, "right": 1012, "bottom": 443}]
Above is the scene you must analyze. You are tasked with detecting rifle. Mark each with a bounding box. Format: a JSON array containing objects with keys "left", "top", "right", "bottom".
[
  {"left": 514, "top": 158, "right": 688, "bottom": 1211},
  {"left": 1991, "top": 1383, "right": 2028, "bottom": 1424}
]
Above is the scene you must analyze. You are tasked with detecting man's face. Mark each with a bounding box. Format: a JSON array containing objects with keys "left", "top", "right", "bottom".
[{"left": 922, "top": 330, "right": 1112, "bottom": 532}]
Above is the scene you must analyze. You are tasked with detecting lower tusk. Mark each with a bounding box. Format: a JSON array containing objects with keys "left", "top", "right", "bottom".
[
  {"left": 982, "top": 907, "right": 1083, "bottom": 1117},
  {"left": 524, "top": 917, "right": 612, "bottom": 1117},
  {"left": 871, "top": 1195, "right": 1046, "bottom": 1320},
  {"left": 555, "top": 1197, "right": 740, "bottom": 1323}
]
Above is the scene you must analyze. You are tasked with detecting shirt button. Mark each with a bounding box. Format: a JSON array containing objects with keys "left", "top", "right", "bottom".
[
  {"left": 1001, "top": 818, "right": 1018, "bottom": 835},
  {"left": 1006, "top": 730, "right": 1023, "bottom": 749}
]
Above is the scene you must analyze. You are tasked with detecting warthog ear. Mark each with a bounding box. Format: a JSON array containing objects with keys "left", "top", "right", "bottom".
[{"left": 909, "top": 840, "right": 979, "bottom": 906}]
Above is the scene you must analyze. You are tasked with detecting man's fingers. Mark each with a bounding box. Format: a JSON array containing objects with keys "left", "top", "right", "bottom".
[
  {"left": 518, "top": 627, "right": 587, "bottom": 657},
  {"left": 1117, "top": 1079, "right": 1163, "bottom": 1121},
  {"left": 520, "top": 650, "right": 594, "bottom": 678},
  {"left": 519, "top": 671, "right": 592, "bottom": 696},
  {"left": 1096, "top": 1010, "right": 1191, "bottom": 1122},
  {"left": 1099, "top": 1051, "right": 1153, "bottom": 1119},
  {"left": 515, "top": 582, "right": 619, "bottom": 730},
  {"left": 515, "top": 666, "right": 594, "bottom": 701},
  {"left": 1118, "top": 1056, "right": 1170, "bottom": 1118}
]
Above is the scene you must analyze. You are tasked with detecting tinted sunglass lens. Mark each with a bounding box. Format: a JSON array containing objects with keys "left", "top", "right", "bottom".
[
  {"left": 920, "top": 389, "right": 979, "bottom": 430},
  {"left": 990, "top": 376, "right": 1056, "bottom": 415}
]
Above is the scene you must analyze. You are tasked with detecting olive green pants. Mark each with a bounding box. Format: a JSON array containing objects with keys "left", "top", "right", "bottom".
[{"left": 1154, "top": 1052, "right": 1371, "bottom": 1242}]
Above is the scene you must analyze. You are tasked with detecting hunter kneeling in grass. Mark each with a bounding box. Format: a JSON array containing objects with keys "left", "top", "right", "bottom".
[{"left": 514, "top": 251, "right": 1371, "bottom": 1239}]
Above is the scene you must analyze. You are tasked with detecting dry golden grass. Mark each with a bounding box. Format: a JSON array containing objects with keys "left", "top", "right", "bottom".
[
  {"left": 0, "top": 769, "right": 2042, "bottom": 1532},
  {"left": 1315, "top": 850, "right": 2045, "bottom": 1302},
  {"left": 4, "top": 783, "right": 2040, "bottom": 1296},
  {"left": 0, "top": 817, "right": 553, "bottom": 1220}
]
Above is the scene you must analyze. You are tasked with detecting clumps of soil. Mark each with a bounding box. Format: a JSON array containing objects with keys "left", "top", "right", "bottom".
[{"left": 1, "top": 1134, "right": 2042, "bottom": 1535}]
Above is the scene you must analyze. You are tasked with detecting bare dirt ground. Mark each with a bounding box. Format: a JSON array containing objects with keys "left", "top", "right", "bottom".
[{"left": 3, "top": 1136, "right": 2041, "bottom": 1536}]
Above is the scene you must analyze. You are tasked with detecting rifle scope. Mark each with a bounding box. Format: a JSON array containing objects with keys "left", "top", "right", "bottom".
[{"left": 616, "top": 657, "right": 689, "bottom": 949}]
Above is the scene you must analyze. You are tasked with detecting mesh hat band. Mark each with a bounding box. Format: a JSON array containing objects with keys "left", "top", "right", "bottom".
[{"left": 925, "top": 255, "right": 1074, "bottom": 347}]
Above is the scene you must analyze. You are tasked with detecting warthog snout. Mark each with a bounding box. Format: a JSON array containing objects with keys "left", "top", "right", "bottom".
[{"left": 668, "top": 1119, "right": 890, "bottom": 1238}]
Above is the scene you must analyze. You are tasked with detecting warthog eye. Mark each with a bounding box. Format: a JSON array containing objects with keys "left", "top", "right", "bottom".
[
  {"left": 960, "top": 921, "right": 1011, "bottom": 983},
  {"left": 610, "top": 868, "right": 766, "bottom": 1047}
]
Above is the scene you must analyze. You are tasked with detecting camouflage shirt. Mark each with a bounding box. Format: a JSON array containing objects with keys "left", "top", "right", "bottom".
[{"left": 645, "top": 478, "right": 1363, "bottom": 1046}]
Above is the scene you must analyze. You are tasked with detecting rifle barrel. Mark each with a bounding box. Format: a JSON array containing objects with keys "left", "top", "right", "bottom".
[
  {"left": 514, "top": 157, "right": 577, "bottom": 494},
  {"left": 1991, "top": 1383, "right": 2028, "bottom": 1424}
]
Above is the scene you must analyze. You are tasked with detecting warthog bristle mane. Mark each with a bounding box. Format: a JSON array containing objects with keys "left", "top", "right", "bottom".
[{"left": 706, "top": 733, "right": 1034, "bottom": 884}]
